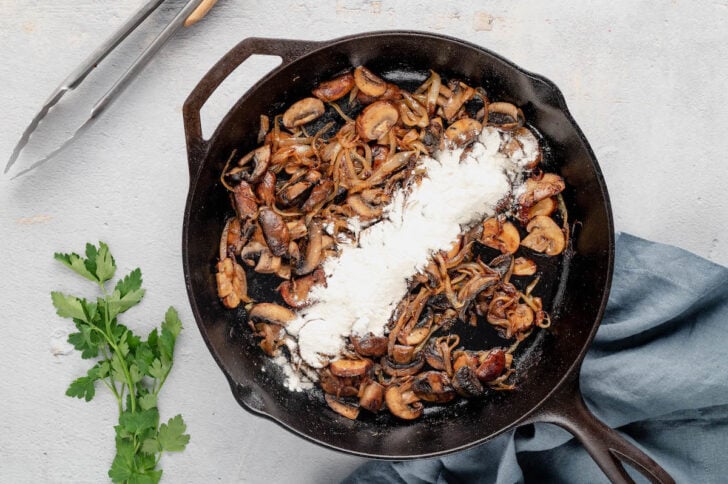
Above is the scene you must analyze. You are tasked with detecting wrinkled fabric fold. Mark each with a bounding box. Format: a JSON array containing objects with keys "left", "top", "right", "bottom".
[{"left": 344, "top": 233, "right": 728, "bottom": 484}]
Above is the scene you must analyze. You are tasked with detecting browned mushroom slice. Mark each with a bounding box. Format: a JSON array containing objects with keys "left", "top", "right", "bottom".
[
  {"left": 507, "top": 127, "right": 542, "bottom": 169},
  {"left": 295, "top": 221, "right": 323, "bottom": 276},
  {"left": 452, "top": 366, "right": 485, "bottom": 398},
  {"left": 421, "top": 117, "right": 444, "bottom": 153},
  {"left": 353, "top": 66, "right": 387, "bottom": 97},
  {"left": 232, "top": 180, "right": 258, "bottom": 220},
  {"left": 325, "top": 394, "right": 360, "bottom": 420},
  {"left": 319, "top": 369, "right": 358, "bottom": 397},
  {"left": 391, "top": 344, "right": 416, "bottom": 364},
  {"left": 521, "top": 215, "right": 565, "bottom": 256},
  {"left": 282, "top": 97, "right": 325, "bottom": 129},
  {"left": 258, "top": 207, "right": 290, "bottom": 257},
  {"left": 517, "top": 173, "right": 566, "bottom": 220},
  {"left": 278, "top": 268, "right": 326, "bottom": 309},
  {"left": 444, "top": 118, "right": 482, "bottom": 147},
  {"left": 247, "top": 145, "right": 271, "bottom": 183},
  {"left": 358, "top": 381, "right": 385, "bottom": 413},
  {"left": 356, "top": 101, "right": 399, "bottom": 141},
  {"left": 351, "top": 333, "right": 388, "bottom": 357},
  {"left": 381, "top": 352, "right": 425, "bottom": 377},
  {"left": 527, "top": 197, "right": 558, "bottom": 220},
  {"left": 505, "top": 303, "right": 535, "bottom": 336},
  {"left": 253, "top": 322, "right": 284, "bottom": 356},
  {"left": 452, "top": 351, "right": 478, "bottom": 372},
  {"left": 255, "top": 171, "right": 276, "bottom": 207},
  {"left": 286, "top": 218, "right": 308, "bottom": 240},
  {"left": 329, "top": 358, "right": 372, "bottom": 378},
  {"left": 248, "top": 302, "right": 296, "bottom": 326},
  {"left": 385, "top": 382, "right": 423, "bottom": 420},
  {"left": 487, "top": 102, "right": 524, "bottom": 130},
  {"left": 215, "top": 257, "right": 250, "bottom": 308},
  {"left": 475, "top": 349, "right": 506, "bottom": 382},
  {"left": 312, "top": 72, "right": 355, "bottom": 102},
  {"left": 412, "top": 371, "right": 456, "bottom": 404},
  {"left": 253, "top": 250, "right": 281, "bottom": 274},
  {"left": 512, "top": 257, "right": 537, "bottom": 276},
  {"left": 480, "top": 218, "right": 520, "bottom": 255},
  {"left": 277, "top": 180, "right": 312, "bottom": 207},
  {"left": 301, "top": 179, "right": 335, "bottom": 212}
]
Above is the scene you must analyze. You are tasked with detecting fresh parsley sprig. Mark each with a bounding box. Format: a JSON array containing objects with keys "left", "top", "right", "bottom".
[{"left": 52, "top": 242, "right": 190, "bottom": 484}]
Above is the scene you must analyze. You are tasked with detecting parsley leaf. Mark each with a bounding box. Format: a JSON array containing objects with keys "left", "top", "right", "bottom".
[
  {"left": 53, "top": 241, "right": 189, "bottom": 483},
  {"left": 158, "top": 415, "right": 190, "bottom": 452}
]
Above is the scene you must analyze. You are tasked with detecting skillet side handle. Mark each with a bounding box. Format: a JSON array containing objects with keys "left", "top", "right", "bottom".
[
  {"left": 534, "top": 377, "right": 675, "bottom": 484},
  {"left": 182, "top": 37, "right": 325, "bottom": 178}
]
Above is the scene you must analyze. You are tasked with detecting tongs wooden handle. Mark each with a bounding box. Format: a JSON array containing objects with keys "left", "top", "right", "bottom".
[{"left": 185, "top": 0, "right": 218, "bottom": 27}]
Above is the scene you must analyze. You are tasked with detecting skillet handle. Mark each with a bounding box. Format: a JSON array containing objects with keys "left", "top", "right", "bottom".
[
  {"left": 532, "top": 376, "right": 674, "bottom": 484},
  {"left": 182, "top": 37, "right": 325, "bottom": 177}
]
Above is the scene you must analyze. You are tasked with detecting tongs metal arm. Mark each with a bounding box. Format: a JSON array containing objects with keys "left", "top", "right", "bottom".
[{"left": 5, "top": 0, "right": 219, "bottom": 177}]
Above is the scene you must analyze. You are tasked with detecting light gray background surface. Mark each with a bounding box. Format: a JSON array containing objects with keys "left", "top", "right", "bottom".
[{"left": 1, "top": 1, "right": 726, "bottom": 483}]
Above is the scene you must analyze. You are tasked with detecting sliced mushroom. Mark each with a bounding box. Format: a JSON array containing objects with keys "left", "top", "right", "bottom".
[
  {"left": 507, "top": 127, "right": 542, "bottom": 169},
  {"left": 513, "top": 257, "right": 537, "bottom": 276},
  {"left": 421, "top": 117, "right": 444, "bottom": 153},
  {"left": 412, "top": 371, "right": 456, "bottom": 403},
  {"left": 487, "top": 102, "right": 524, "bottom": 130},
  {"left": 301, "top": 179, "right": 334, "bottom": 212},
  {"left": 325, "top": 394, "right": 360, "bottom": 420},
  {"left": 215, "top": 257, "right": 250, "bottom": 308},
  {"left": 248, "top": 302, "right": 295, "bottom": 326},
  {"left": 277, "top": 180, "right": 313, "bottom": 207},
  {"left": 329, "top": 358, "right": 372, "bottom": 378},
  {"left": 475, "top": 349, "right": 506, "bottom": 382},
  {"left": 521, "top": 215, "right": 565, "bottom": 255},
  {"left": 295, "top": 221, "right": 323, "bottom": 275},
  {"left": 312, "top": 72, "right": 355, "bottom": 102},
  {"left": 452, "top": 366, "right": 485, "bottom": 398},
  {"left": 444, "top": 118, "right": 482, "bottom": 147},
  {"left": 527, "top": 197, "right": 558, "bottom": 220},
  {"left": 381, "top": 352, "right": 424, "bottom": 377},
  {"left": 319, "top": 369, "right": 358, "bottom": 397},
  {"left": 282, "top": 97, "right": 325, "bottom": 129},
  {"left": 232, "top": 181, "right": 258, "bottom": 220},
  {"left": 252, "top": 322, "right": 284, "bottom": 356},
  {"left": 258, "top": 207, "right": 290, "bottom": 257},
  {"left": 506, "top": 303, "right": 535, "bottom": 335},
  {"left": 391, "top": 344, "right": 416, "bottom": 365},
  {"left": 358, "top": 381, "right": 385, "bottom": 413},
  {"left": 517, "top": 173, "right": 566, "bottom": 221},
  {"left": 356, "top": 101, "right": 399, "bottom": 141},
  {"left": 255, "top": 171, "right": 276, "bottom": 207},
  {"left": 254, "top": 250, "right": 281, "bottom": 274},
  {"left": 480, "top": 218, "right": 520, "bottom": 254},
  {"left": 278, "top": 268, "right": 325, "bottom": 309},
  {"left": 351, "top": 333, "right": 388, "bottom": 357},
  {"left": 353, "top": 66, "right": 387, "bottom": 97},
  {"left": 286, "top": 218, "right": 308, "bottom": 240},
  {"left": 385, "top": 382, "right": 423, "bottom": 420},
  {"left": 247, "top": 145, "right": 271, "bottom": 183}
]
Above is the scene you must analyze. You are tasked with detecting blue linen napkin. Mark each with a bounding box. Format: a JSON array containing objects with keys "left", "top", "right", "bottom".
[{"left": 343, "top": 233, "right": 728, "bottom": 484}]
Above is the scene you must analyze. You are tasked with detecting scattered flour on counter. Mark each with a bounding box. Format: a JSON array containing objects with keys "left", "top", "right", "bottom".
[{"left": 283, "top": 127, "right": 527, "bottom": 370}]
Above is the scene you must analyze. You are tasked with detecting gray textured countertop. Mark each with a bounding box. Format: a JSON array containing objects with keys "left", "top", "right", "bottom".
[{"left": 1, "top": 1, "right": 726, "bottom": 483}]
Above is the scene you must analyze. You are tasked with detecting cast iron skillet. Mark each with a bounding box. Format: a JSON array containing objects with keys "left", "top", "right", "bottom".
[{"left": 182, "top": 31, "right": 673, "bottom": 483}]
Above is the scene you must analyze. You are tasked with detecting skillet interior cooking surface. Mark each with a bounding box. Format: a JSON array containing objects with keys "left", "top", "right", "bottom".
[{"left": 183, "top": 32, "right": 613, "bottom": 458}]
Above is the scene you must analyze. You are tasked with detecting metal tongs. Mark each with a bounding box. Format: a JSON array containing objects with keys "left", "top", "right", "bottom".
[{"left": 4, "top": 0, "right": 218, "bottom": 178}]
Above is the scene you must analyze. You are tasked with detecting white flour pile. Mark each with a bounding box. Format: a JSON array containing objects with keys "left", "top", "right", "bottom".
[{"left": 281, "top": 127, "right": 532, "bottom": 377}]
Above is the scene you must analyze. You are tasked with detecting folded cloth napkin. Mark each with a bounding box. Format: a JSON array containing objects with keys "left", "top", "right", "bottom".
[{"left": 343, "top": 233, "right": 728, "bottom": 484}]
